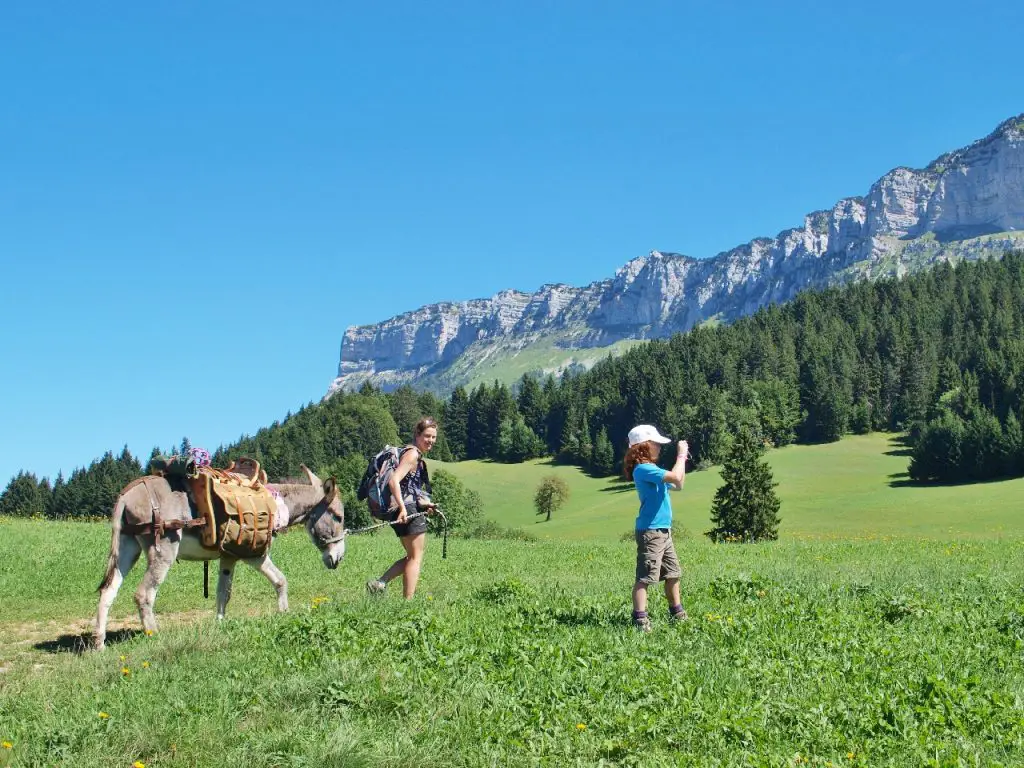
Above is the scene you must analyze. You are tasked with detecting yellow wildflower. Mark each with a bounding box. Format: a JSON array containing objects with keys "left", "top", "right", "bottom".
[
  {"left": 145, "top": 630, "right": 153, "bottom": 637},
  {"left": 576, "top": 723, "right": 586, "bottom": 730},
  {"left": 847, "top": 753, "right": 855, "bottom": 760},
  {"left": 98, "top": 712, "right": 110, "bottom": 719},
  {"left": 142, "top": 661, "right": 150, "bottom": 669},
  {"left": 1, "top": 741, "right": 12, "bottom": 749},
  {"left": 133, "top": 762, "right": 146, "bottom": 768},
  {"left": 119, "top": 655, "right": 126, "bottom": 662},
  {"left": 121, "top": 667, "right": 131, "bottom": 676}
]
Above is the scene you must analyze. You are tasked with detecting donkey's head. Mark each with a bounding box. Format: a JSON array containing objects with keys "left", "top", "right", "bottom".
[{"left": 300, "top": 465, "right": 346, "bottom": 570}]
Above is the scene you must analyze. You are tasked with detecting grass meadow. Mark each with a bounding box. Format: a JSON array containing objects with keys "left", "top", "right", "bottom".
[
  {"left": 431, "top": 434, "right": 1024, "bottom": 541},
  {"left": 2, "top": 434, "right": 1024, "bottom": 766}
]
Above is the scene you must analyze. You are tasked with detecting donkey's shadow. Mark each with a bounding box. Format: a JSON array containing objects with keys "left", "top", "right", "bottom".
[{"left": 34, "top": 628, "right": 140, "bottom": 655}]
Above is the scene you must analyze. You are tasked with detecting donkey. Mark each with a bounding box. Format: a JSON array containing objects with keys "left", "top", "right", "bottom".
[{"left": 93, "top": 466, "right": 345, "bottom": 650}]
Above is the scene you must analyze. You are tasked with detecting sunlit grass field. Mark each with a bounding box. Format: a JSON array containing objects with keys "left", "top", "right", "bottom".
[
  {"left": 430, "top": 433, "right": 1024, "bottom": 541},
  {"left": 2, "top": 434, "right": 1023, "bottom": 766}
]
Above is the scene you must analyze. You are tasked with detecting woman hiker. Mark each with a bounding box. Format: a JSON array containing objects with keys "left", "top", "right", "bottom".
[
  {"left": 366, "top": 417, "right": 439, "bottom": 599},
  {"left": 623, "top": 424, "right": 689, "bottom": 632}
]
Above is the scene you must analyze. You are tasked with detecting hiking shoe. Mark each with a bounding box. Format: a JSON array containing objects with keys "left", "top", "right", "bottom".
[
  {"left": 632, "top": 615, "right": 652, "bottom": 633},
  {"left": 366, "top": 579, "right": 386, "bottom": 596},
  {"left": 669, "top": 609, "right": 689, "bottom": 623}
]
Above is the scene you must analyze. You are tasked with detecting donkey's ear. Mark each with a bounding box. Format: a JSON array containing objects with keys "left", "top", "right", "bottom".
[
  {"left": 323, "top": 477, "right": 338, "bottom": 504},
  {"left": 301, "top": 465, "right": 322, "bottom": 487}
]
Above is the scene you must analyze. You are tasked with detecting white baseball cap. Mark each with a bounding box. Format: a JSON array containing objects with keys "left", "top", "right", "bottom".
[{"left": 627, "top": 424, "right": 671, "bottom": 447}]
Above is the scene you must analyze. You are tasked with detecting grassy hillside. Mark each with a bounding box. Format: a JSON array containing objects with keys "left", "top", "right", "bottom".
[
  {"left": 1, "top": 520, "right": 1023, "bottom": 766},
  {"left": 429, "top": 433, "right": 1024, "bottom": 541},
  {"left": 3, "top": 435, "right": 1024, "bottom": 765},
  {"left": 419, "top": 335, "right": 645, "bottom": 393}
]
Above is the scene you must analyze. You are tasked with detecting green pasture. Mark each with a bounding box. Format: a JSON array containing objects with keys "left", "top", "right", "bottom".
[
  {"left": 1, "top": 519, "right": 1024, "bottom": 766},
  {"left": 454, "top": 337, "right": 644, "bottom": 392},
  {"left": 429, "top": 433, "right": 1024, "bottom": 541},
  {"left": 2, "top": 434, "right": 1024, "bottom": 766}
]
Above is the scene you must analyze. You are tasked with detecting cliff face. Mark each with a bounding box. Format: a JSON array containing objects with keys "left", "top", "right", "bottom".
[{"left": 329, "top": 115, "right": 1024, "bottom": 395}]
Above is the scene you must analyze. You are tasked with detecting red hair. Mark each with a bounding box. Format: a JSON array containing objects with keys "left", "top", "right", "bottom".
[{"left": 623, "top": 442, "right": 656, "bottom": 481}]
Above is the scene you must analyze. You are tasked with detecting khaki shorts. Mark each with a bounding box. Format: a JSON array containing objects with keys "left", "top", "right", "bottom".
[{"left": 635, "top": 528, "right": 681, "bottom": 584}]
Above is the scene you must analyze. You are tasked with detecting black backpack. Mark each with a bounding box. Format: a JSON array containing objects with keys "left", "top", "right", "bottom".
[{"left": 356, "top": 445, "right": 425, "bottom": 521}]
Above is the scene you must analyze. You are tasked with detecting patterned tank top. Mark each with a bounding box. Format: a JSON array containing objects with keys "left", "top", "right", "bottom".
[{"left": 399, "top": 446, "right": 431, "bottom": 503}]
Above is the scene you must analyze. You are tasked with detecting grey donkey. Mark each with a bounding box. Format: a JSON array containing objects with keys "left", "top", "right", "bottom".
[{"left": 94, "top": 465, "right": 345, "bottom": 650}]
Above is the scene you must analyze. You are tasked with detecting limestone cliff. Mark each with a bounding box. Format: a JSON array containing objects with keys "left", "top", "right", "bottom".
[{"left": 329, "top": 115, "right": 1024, "bottom": 395}]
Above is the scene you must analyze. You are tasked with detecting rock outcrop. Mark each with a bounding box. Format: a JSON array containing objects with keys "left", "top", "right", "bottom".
[{"left": 329, "top": 115, "right": 1024, "bottom": 395}]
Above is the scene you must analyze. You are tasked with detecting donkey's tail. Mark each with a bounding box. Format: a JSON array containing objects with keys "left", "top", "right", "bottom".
[{"left": 97, "top": 494, "right": 127, "bottom": 592}]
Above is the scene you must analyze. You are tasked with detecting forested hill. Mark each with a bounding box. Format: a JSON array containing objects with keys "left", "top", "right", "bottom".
[{"left": 3, "top": 252, "right": 1023, "bottom": 520}]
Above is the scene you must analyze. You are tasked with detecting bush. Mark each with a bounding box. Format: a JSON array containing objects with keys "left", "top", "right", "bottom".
[
  {"left": 461, "top": 519, "right": 537, "bottom": 542},
  {"left": 428, "top": 469, "right": 483, "bottom": 535}
]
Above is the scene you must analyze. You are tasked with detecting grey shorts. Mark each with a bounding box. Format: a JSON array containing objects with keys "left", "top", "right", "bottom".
[
  {"left": 392, "top": 512, "right": 428, "bottom": 538},
  {"left": 635, "top": 528, "right": 681, "bottom": 584}
]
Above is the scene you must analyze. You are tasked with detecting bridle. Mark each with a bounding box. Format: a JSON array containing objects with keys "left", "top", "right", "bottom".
[{"left": 310, "top": 503, "right": 346, "bottom": 548}]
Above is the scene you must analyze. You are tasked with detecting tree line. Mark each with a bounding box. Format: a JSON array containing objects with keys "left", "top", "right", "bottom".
[{"left": 4, "top": 251, "right": 1023, "bottom": 520}]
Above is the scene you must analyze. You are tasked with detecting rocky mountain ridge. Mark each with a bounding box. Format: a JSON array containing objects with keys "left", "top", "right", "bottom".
[{"left": 329, "top": 114, "right": 1024, "bottom": 395}]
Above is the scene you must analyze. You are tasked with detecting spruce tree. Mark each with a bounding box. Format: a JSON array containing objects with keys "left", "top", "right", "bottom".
[
  {"left": 0, "top": 471, "right": 46, "bottom": 517},
  {"left": 707, "top": 427, "right": 781, "bottom": 542},
  {"left": 443, "top": 386, "right": 469, "bottom": 460},
  {"left": 591, "top": 427, "right": 615, "bottom": 476}
]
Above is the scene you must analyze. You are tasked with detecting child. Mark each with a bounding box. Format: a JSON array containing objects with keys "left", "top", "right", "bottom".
[{"left": 623, "top": 424, "right": 688, "bottom": 632}]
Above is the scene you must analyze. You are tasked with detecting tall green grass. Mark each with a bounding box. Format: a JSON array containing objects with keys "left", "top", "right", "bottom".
[
  {"left": 3, "top": 434, "right": 1024, "bottom": 766},
  {"left": 2, "top": 519, "right": 1024, "bottom": 766}
]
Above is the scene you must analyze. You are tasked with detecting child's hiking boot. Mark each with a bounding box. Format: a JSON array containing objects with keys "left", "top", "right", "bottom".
[
  {"left": 632, "top": 611, "right": 652, "bottom": 633},
  {"left": 366, "top": 579, "right": 386, "bottom": 596},
  {"left": 669, "top": 605, "right": 689, "bottom": 623}
]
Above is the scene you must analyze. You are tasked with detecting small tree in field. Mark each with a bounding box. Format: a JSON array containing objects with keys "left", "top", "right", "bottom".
[
  {"left": 706, "top": 427, "right": 780, "bottom": 542},
  {"left": 534, "top": 475, "right": 570, "bottom": 522}
]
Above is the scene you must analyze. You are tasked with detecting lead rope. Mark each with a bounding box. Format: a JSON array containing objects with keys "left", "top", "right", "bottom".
[
  {"left": 436, "top": 507, "right": 449, "bottom": 560},
  {"left": 345, "top": 507, "right": 449, "bottom": 559}
]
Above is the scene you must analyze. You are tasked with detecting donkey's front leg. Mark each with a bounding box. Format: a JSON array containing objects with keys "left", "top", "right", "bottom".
[
  {"left": 249, "top": 555, "right": 288, "bottom": 612},
  {"left": 134, "top": 535, "right": 180, "bottom": 636},
  {"left": 216, "top": 557, "right": 238, "bottom": 620}
]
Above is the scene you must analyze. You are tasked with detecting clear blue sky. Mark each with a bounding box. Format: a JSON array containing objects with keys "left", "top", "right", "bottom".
[{"left": 2, "top": 1, "right": 1022, "bottom": 486}]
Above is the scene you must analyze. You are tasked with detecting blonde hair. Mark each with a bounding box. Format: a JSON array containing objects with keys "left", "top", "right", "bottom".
[{"left": 623, "top": 441, "right": 655, "bottom": 481}]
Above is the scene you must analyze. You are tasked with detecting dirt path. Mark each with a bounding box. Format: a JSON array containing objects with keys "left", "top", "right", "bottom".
[{"left": 0, "top": 607, "right": 267, "bottom": 670}]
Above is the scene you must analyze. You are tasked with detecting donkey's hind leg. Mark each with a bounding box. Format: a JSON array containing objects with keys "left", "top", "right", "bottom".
[
  {"left": 94, "top": 535, "right": 142, "bottom": 651},
  {"left": 134, "top": 534, "right": 181, "bottom": 635}
]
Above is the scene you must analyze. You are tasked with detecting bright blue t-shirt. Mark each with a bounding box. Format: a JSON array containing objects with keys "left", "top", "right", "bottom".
[{"left": 633, "top": 463, "right": 672, "bottom": 530}]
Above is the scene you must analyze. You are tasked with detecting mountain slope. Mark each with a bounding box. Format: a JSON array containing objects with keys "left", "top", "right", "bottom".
[{"left": 330, "top": 114, "right": 1024, "bottom": 395}]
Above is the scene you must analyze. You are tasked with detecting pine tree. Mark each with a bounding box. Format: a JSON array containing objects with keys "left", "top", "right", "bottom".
[
  {"left": 590, "top": 427, "right": 615, "bottom": 476},
  {"left": 0, "top": 471, "right": 47, "bottom": 517},
  {"left": 516, "top": 374, "right": 548, "bottom": 441},
  {"left": 443, "top": 386, "right": 469, "bottom": 461},
  {"left": 706, "top": 428, "right": 781, "bottom": 542}
]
